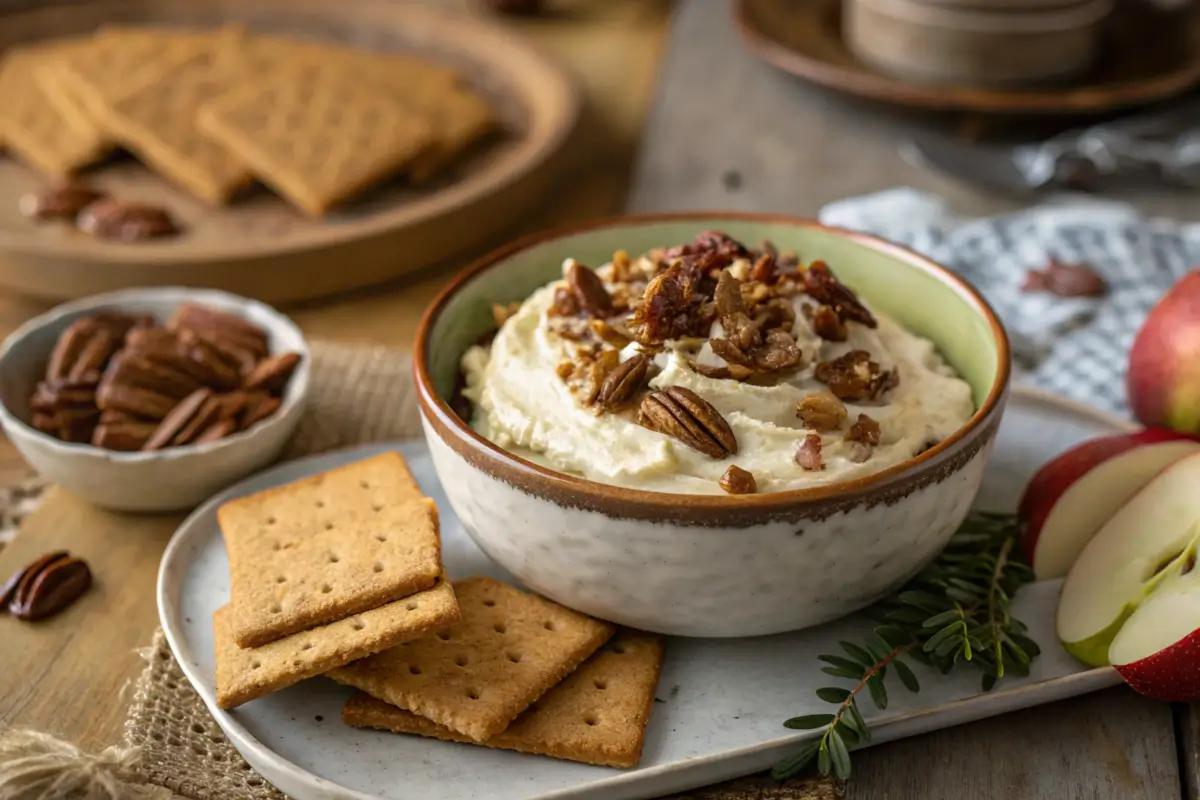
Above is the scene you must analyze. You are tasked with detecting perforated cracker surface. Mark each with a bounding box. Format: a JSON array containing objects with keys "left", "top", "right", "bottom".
[
  {"left": 343, "top": 629, "right": 664, "bottom": 767},
  {"left": 214, "top": 576, "right": 459, "bottom": 709},
  {"left": 221, "top": 451, "right": 443, "bottom": 648},
  {"left": 328, "top": 577, "right": 616, "bottom": 742}
]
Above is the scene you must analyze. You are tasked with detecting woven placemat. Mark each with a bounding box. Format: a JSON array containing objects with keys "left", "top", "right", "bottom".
[{"left": 32, "top": 339, "right": 837, "bottom": 800}]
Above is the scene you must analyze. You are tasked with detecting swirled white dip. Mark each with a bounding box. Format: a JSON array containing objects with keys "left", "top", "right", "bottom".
[{"left": 461, "top": 262, "right": 974, "bottom": 495}]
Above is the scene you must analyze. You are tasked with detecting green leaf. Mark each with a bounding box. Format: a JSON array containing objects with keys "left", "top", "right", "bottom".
[
  {"left": 828, "top": 728, "right": 852, "bottom": 781},
  {"left": 885, "top": 607, "right": 930, "bottom": 625},
  {"left": 866, "top": 675, "right": 888, "bottom": 710},
  {"left": 1011, "top": 633, "right": 1042, "bottom": 658},
  {"left": 817, "top": 739, "right": 831, "bottom": 776},
  {"left": 866, "top": 633, "right": 894, "bottom": 662},
  {"left": 771, "top": 742, "right": 820, "bottom": 781},
  {"left": 898, "top": 590, "right": 947, "bottom": 612},
  {"left": 945, "top": 587, "right": 979, "bottom": 604},
  {"left": 819, "top": 654, "right": 867, "bottom": 674},
  {"left": 840, "top": 641, "right": 876, "bottom": 667},
  {"left": 923, "top": 623, "right": 962, "bottom": 654},
  {"left": 922, "top": 609, "right": 964, "bottom": 628},
  {"left": 848, "top": 698, "right": 871, "bottom": 741},
  {"left": 874, "top": 624, "right": 910, "bottom": 648},
  {"left": 935, "top": 636, "right": 963, "bottom": 658},
  {"left": 784, "top": 714, "right": 836, "bottom": 730},
  {"left": 816, "top": 687, "right": 852, "bottom": 704},
  {"left": 892, "top": 658, "right": 920, "bottom": 693},
  {"left": 822, "top": 666, "right": 866, "bottom": 680},
  {"left": 834, "top": 720, "right": 860, "bottom": 747}
]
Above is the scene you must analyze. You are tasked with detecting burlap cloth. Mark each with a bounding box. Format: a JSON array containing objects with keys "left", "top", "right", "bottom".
[{"left": 1, "top": 341, "right": 839, "bottom": 800}]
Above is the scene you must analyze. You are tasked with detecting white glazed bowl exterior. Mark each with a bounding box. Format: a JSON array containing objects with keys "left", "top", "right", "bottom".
[{"left": 0, "top": 287, "right": 310, "bottom": 512}]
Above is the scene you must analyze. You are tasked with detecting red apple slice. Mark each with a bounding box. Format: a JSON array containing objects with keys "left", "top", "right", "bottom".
[
  {"left": 1057, "top": 451, "right": 1200, "bottom": 667},
  {"left": 1110, "top": 563, "right": 1200, "bottom": 702},
  {"left": 1019, "top": 429, "right": 1200, "bottom": 580}
]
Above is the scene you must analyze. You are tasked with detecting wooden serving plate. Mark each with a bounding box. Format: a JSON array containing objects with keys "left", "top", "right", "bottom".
[
  {"left": 0, "top": 0, "right": 579, "bottom": 304},
  {"left": 736, "top": 0, "right": 1200, "bottom": 116}
]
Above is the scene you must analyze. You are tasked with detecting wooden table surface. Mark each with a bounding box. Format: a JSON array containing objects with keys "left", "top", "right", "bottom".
[{"left": 2, "top": 1, "right": 1199, "bottom": 798}]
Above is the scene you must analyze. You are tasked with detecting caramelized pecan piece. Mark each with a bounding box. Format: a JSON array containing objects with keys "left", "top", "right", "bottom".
[
  {"left": 589, "top": 319, "right": 633, "bottom": 349},
  {"left": 566, "top": 261, "right": 613, "bottom": 317},
  {"left": 719, "top": 465, "right": 757, "bottom": 495},
  {"left": 754, "top": 329, "right": 802, "bottom": 372},
  {"left": 632, "top": 263, "right": 696, "bottom": 346},
  {"left": 596, "top": 353, "right": 651, "bottom": 412},
  {"left": 638, "top": 386, "right": 737, "bottom": 459},
  {"left": 551, "top": 286, "right": 581, "bottom": 317},
  {"left": 814, "top": 350, "right": 895, "bottom": 402},
  {"left": 804, "top": 261, "right": 876, "bottom": 328},
  {"left": 811, "top": 305, "right": 847, "bottom": 342},
  {"left": 846, "top": 413, "right": 882, "bottom": 446},
  {"left": 689, "top": 360, "right": 754, "bottom": 382},
  {"left": 797, "top": 392, "right": 847, "bottom": 432},
  {"left": 795, "top": 434, "right": 824, "bottom": 471}
]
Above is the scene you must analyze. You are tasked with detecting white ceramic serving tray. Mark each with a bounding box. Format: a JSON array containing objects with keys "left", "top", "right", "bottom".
[{"left": 158, "top": 386, "right": 1129, "bottom": 800}]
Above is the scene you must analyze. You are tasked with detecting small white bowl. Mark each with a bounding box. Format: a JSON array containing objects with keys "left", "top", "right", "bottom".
[{"left": 0, "top": 287, "right": 310, "bottom": 513}]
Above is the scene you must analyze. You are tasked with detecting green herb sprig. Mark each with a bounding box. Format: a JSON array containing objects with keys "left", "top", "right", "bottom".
[{"left": 773, "top": 511, "right": 1038, "bottom": 782}]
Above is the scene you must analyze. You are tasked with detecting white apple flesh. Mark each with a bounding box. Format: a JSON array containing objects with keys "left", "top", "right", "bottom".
[
  {"left": 1056, "top": 452, "right": 1200, "bottom": 667},
  {"left": 1021, "top": 432, "right": 1200, "bottom": 580},
  {"left": 1110, "top": 560, "right": 1200, "bottom": 702}
]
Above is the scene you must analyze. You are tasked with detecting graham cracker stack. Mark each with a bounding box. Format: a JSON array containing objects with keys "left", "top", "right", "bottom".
[
  {"left": 328, "top": 577, "right": 616, "bottom": 742},
  {"left": 343, "top": 629, "right": 665, "bottom": 768},
  {"left": 196, "top": 58, "right": 436, "bottom": 216},
  {"left": 0, "top": 42, "right": 110, "bottom": 177}
]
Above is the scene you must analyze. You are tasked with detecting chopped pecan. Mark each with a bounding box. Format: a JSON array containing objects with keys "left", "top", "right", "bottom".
[
  {"left": 753, "top": 298, "right": 795, "bottom": 332},
  {"left": 811, "top": 305, "right": 847, "bottom": 342},
  {"left": 719, "top": 465, "right": 757, "bottom": 495},
  {"left": 1022, "top": 259, "right": 1108, "bottom": 298},
  {"left": 693, "top": 230, "right": 751, "bottom": 263},
  {"left": 566, "top": 260, "right": 614, "bottom": 317},
  {"left": 491, "top": 302, "right": 522, "bottom": 328},
  {"left": 804, "top": 261, "right": 876, "bottom": 328},
  {"left": 632, "top": 263, "right": 696, "bottom": 346},
  {"left": 753, "top": 329, "right": 802, "bottom": 372},
  {"left": 555, "top": 360, "right": 575, "bottom": 381},
  {"left": 610, "top": 250, "right": 634, "bottom": 282},
  {"left": 574, "top": 350, "right": 620, "bottom": 408},
  {"left": 846, "top": 413, "right": 881, "bottom": 446},
  {"left": 638, "top": 386, "right": 737, "bottom": 459},
  {"left": 797, "top": 392, "right": 847, "bottom": 432},
  {"left": 749, "top": 253, "right": 780, "bottom": 284},
  {"left": 550, "top": 286, "right": 581, "bottom": 317},
  {"left": 814, "top": 350, "right": 895, "bottom": 402},
  {"left": 596, "top": 353, "right": 651, "bottom": 412},
  {"left": 589, "top": 319, "right": 633, "bottom": 349},
  {"left": 689, "top": 360, "right": 754, "bottom": 382},
  {"left": 709, "top": 337, "right": 754, "bottom": 368},
  {"left": 795, "top": 434, "right": 824, "bottom": 471}
]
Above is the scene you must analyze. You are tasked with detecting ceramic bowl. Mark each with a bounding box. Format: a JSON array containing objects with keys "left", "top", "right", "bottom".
[
  {"left": 845, "top": 0, "right": 1114, "bottom": 87},
  {"left": 0, "top": 287, "right": 310, "bottom": 513},
  {"left": 415, "top": 214, "right": 1011, "bottom": 638}
]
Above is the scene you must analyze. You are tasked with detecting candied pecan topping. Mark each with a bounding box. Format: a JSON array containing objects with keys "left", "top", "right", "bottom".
[
  {"left": 589, "top": 319, "right": 633, "bottom": 349},
  {"left": 754, "top": 328, "right": 802, "bottom": 371},
  {"left": 804, "top": 261, "right": 876, "bottom": 328},
  {"left": 749, "top": 253, "right": 780, "bottom": 284},
  {"left": 575, "top": 349, "right": 620, "bottom": 408},
  {"left": 638, "top": 386, "right": 737, "bottom": 459},
  {"left": 632, "top": 262, "right": 696, "bottom": 346},
  {"left": 797, "top": 392, "right": 847, "bottom": 432},
  {"left": 551, "top": 286, "right": 581, "bottom": 317},
  {"left": 811, "top": 305, "right": 847, "bottom": 342},
  {"left": 694, "top": 229, "right": 751, "bottom": 260},
  {"left": 845, "top": 413, "right": 881, "bottom": 446},
  {"left": 753, "top": 297, "right": 795, "bottom": 332},
  {"left": 708, "top": 270, "right": 801, "bottom": 375},
  {"left": 596, "top": 353, "right": 651, "bottom": 412},
  {"left": 610, "top": 249, "right": 634, "bottom": 282},
  {"left": 795, "top": 434, "right": 824, "bottom": 471},
  {"left": 555, "top": 361, "right": 575, "bottom": 380},
  {"left": 719, "top": 465, "right": 757, "bottom": 495},
  {"left": 491, "top": 302, "right": 521, "bottom": 328},
  {"left": 566, "top": 260, "right": 614, "bottom": 317},
  {"left": 1022, "top": 258, "right": 1108, "bottom": 298},
  {"left": 689, "top": 360, "right": 754, "bottom": 382},
  {"left": 814, "top": 350, "right": 895, "bottom": 401}
]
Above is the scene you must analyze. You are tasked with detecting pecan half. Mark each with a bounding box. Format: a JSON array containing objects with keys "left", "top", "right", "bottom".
[
  {"left": 846, "top": 413, "right": 881, "bottom": 446},
  {"left": 814, "top": 350, "right": 895, "bottom": 402},
  {"left": 76, "top": 198, "right": 180, "bottom": 241},
  {"left": 195, "top": 417, "right": 238, "bottom": 443},
  {"left": 638, "top": 386, "right": 737, "bottom": 459},
  {"left": 92, "top": 421, "right": 158, "bottom": 451},
  {"left": 4, "top": 551, "right": 92, "bottom": 621},
  {"left": 797, "top": 392, "right": 847, "bottom": 432},
  {"left": 96, "top": 382, "right": 179, "bottom": 420},
  {"left": 1022, "top": 259, "right": 1108, "bottom": 298},
  {"left": 142, "top": 388, "right": 213, "bottom": 451},
  {"left": 167, "top": 305, "right": 269, "bottom": 359},
  {"left": 566, "top": 261, "right": 613, "bottom": 317},
  {"left": 243, "top": 352, "right": 301, "bottom": 394},
  {"left": 804, "top": 261, "right": 876, "bottom": 328},
  {"left": 719, "top": 465, "right": 757, "bottom": 494},
  {"left": 103, "top": 351, "right": 203, "bottom": 399},
  {"left": 596, "top": 353, "right": 651, "bottom": 412},
  {"left": 795, "top": 434, "right": 824, "bottom": 471},
  {"left": 241, "top": 395, "right": 281, "bottom": 429},
  {"left": 811, "top": 305, "right": 847, "bottom": 342}
]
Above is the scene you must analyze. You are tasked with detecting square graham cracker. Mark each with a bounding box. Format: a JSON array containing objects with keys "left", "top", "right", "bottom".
[
  {"left": 221, "top": 451, "right": 442, "bottom": 649},
  {"left": 328, "top": 577, "right": 616, "bottom": 742},
  {"left": 196, "top": 59, "right": 435, "bottom": 216},
  {"left": 343, "top": 630, "right": 665, "bottom": 768},
  {"left": 214, "top": 575, "right": 460, "bottom": 709}
]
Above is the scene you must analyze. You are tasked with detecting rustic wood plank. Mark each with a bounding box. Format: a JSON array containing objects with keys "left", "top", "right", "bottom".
[
  {"left": 846, "top": 688, "right": 1181, "bottom": 800},
  {"left": 1177, "top": 703, "right": 1200, "bottom": 800}
]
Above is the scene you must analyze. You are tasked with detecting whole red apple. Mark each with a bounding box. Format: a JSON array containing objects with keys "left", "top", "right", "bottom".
[{"left": 1128, "top": 271, "right": 1200, "bottom": 433}]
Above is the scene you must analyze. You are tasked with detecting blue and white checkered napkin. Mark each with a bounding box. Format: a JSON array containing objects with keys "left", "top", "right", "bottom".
[{"left": 818, "top": 189, "right": 1200, "bottom": 416}]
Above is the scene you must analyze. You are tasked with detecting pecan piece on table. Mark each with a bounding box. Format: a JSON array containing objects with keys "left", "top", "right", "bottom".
[
  {"left": 566, "top": 260, "right": 614, "bottom": 318},
  {"left": 845, "top": 413, "right": 881, "bottom": 446},
  {"left": 19, "top": 183, "right": 107, "bottom": 221},
  {"left": 811, "top": 305, "right": 847, "bottom": 342},
  {"left": 596, "top": 353, "right": 651, "bottom": 412},
  {"left": 795, "top": 434, "right": 824, "bottom": 471},
  {"left": 1021, "top": 258, "right": 1108, "bottom": 298},
  {"left": 803, "top": 261, "right": 876, "bottom": 328},
  {"left": 797, "top": 392, "right": 847, "bottom": 432},
  {"left": 76, "top": 198, "right": 180, "bottom": 241},
  {"left": 3, "top": 551, "right": 92, "bottom": 622},
  {"left": 814, "top": 350, "right": 896, "bottom": 402},
  {"left": 638, "top": 386, "right": 737, "bottom": 459},
  {"left": 719, "top": 465, "right": 757, "bottom": 495}
]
